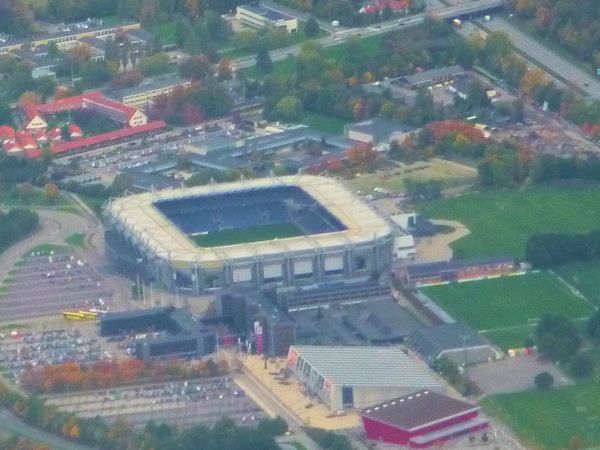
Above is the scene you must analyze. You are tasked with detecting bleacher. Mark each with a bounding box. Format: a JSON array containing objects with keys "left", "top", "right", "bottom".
[{"left": 154, "top": 185, "right": 346, "bottom": 237}]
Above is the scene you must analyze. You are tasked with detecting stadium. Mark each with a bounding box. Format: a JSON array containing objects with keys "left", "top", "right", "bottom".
[{"left": 104, "top": 175, "right": 393, "bottom": 294}]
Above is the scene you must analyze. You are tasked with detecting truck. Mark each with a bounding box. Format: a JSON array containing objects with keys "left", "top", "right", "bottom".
[{"left": 452, "top": 18, "right": 462, "bottom": 28}]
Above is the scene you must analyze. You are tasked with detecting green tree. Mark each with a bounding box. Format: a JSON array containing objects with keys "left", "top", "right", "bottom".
[
  {"left": 570, "top": 355, "right": 594, "bottom": 378},
  {"left": 534, "top": 371, "right": 554, "bottom": 390},
  {"left": 275, "top": 95, "right": 303, "bottom": 121},
  {"left": 256, "top": 48, "right": 273, "bottom": 74},
  {"left": 536, "top": 313, "right": 582, "bottom": 363},
  {"left": 305, "top": 16, "right": 320, "bottom": 37}
]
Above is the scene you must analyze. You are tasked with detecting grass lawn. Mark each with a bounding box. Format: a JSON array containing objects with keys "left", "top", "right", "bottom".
[
  {"left": 151, "top": 21, "right": 177, "bottom": 45},
  {"left": 65, "top": 232, "right": 86, "bottom": 248},
  {"left": 0, "top": 189, "right": 70, "bottom": 208},
  {"left": 244, "top": 56, "right": 296, "bottom": 80},
  {"left": 557, "top": 261, "right": 600, "bottom": 307},
  {"left": 419, "top": 186, "right": 600, "bottom": 259},
  {"left": 349, "top": 159, "right": 477, "bottom": 194},
  {"left": 301, "top": 112, "right": 349, "bottom": 134},
  {"left": 481, "top": 380, "right": 600, "bottom": 450},
  {"left": 192, "top": 223, "right": 303, "bottom": 247},
  {"left": 421, "top": 272, "right": 592, "bottom": 347}
]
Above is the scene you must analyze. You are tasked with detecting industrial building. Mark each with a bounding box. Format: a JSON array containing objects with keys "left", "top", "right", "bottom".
[
  {"left": 408, "top": 323, "right": 501, "bottom": 366},
  {"left": 401, "top": 65, "right": 467, "bottom": 89},
  {"left": 236, "top": 4, "right": 298, "bottom": 33},
  {"left": 99, "top": 306, "right": 216, "bottom": 360},
  {"left": 104, "top": 175, "right": 393, "bottom": 294},
  {"left": 361, "top": 390, "right": 489, "bottom": 448},
  {"left": 287, "top": 345, "right": 440, "bottom": 411},
  {"left": 344, "top": 118, "right": 415, "bottom": 148}
]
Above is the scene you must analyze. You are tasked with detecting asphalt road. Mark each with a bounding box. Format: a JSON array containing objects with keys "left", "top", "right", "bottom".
[{"left": 477, "top": 18, "right": 600, "bottom": 99}]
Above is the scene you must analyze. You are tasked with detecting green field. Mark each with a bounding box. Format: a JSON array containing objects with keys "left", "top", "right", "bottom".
[
  {"left": 482, "top": 379, "right": 600, "bottom": 450},
  {"left": 421, "top": 272, "right": 593, "bottom": 349},
  {"left": 192, "top": 223, "right": 303, "bottom": 247},
  {"left": 557, "top": 261, "right": 600, "bottom": 307},
  {"left": 65, "top": 232, "right": 86, "bottom": 248},
  {"left": 419, "top": 186, "right": 600, "bottom": 259},
  {"left": 301, "top": 112, "right": 349, "bottom": 134}
]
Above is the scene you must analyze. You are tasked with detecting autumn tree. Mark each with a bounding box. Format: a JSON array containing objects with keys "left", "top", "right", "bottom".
[
  {"left": 44, "top": 183, "right": 59, "bottom": 202},
  {"left": 19, "top": 91, "right": 41, "bottom": 105}
]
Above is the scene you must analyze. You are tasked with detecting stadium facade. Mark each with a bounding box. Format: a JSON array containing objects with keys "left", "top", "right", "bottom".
[{"left": 104, "top": 175, "right": 393, "bottom": 294}]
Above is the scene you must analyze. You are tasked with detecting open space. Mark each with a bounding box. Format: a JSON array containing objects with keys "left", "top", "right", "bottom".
[
  {"left": 421, "top": 272, "right": 593, "bottom": 349},
  {"left": 419, "top": 186, "right": 600, "bottom": 259},
  {"left": 348, "top": 159, "right": 477, "bottom": 194},
  {"left": 556, "top": 261, "right": 600, "bottom": 307},
  {"left": 481, "top": 380, "right": 600, "bottom": 450}
]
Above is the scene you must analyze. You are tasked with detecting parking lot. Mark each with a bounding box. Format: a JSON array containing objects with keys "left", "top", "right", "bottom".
[
  {"left": 44, "top": 377, "right": 266, "bottom": 429},
  {"left": 0, "top": 249, "right": 114, "bottom": 321},
  {"left": 0, "top": 328, "right": 103, "bottom": 383}
]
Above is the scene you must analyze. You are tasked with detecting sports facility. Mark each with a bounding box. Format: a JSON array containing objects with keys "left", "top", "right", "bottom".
[
  {"left": 421, "top": 272, "right": 593, "bottom": 349},
  {"left": 419, "top": 187, "right": 600, "bottom": 259},
  {"left": 557, "top": 261, "right": 600, "bottom": 307},
  {"left": 104, "top": 175, "right": 393, "bottom": 294}
]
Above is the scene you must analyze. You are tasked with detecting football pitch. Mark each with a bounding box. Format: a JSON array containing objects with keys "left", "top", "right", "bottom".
[
  {"left": 419, "top": 186, "right": 600, "bottom": 259},
  {"left": 556, "top": 261, "right": 600, "bottom": 307},
  {"left": 192, "top": 223, "right": 304, "bottom": 247},
  {"left": 421, "top": 272, "right": 593, "bottom": 349}
]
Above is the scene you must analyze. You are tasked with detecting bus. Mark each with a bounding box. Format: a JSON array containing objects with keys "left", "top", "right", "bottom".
[
  {"left": 63, "top": 311, "right": 86, "bottom": 321},
  {"left": 78, "top": 311, "right": 98, "bottom": 320}
]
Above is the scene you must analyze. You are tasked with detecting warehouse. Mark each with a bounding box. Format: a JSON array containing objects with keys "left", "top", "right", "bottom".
[
  {"left": 287, "top": 345, "right": 440, "bottom": 411},
  {"left": 361, "top": 389, "right": 489, "bottom": 448},
  {"left": 407, "top": 323, "right": 501, "bottom": 366}
]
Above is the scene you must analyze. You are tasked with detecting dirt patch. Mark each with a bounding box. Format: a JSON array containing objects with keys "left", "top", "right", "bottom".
[{"left": 415, "top": 220, "right": 470, "bottom": 262}]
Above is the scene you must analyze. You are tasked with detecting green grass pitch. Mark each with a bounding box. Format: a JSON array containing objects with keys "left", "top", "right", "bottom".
[
  {"left": 421, "top": 272, "right": 593, "bottom": 348},
  {"left": 556, "top": 261, "right": 600, "bottom": 307},
  {"left": 419, "top": 186, "right": 600, "bottom": 259},
  {"left": 192, "top": 223, "right": 304, "bottom": 248}
]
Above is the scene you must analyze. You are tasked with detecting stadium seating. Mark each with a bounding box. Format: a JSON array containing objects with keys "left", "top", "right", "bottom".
[{"left": 154, "top": 186, "right": 346, "bottom": 237}]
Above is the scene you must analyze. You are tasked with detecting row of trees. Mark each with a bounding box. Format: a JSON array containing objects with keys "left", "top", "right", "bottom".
[
  {"left": 525, "top": 231, "right": 600, "bottom": 269},
  {"left": 0, "top": 209, "right": 39, "bottom": 254},
  {"left": 0, "top": 375, "right": 287, "bottom": 450},
  {"left": 21, "top": 358, "right": 228, "bottom": 394}
]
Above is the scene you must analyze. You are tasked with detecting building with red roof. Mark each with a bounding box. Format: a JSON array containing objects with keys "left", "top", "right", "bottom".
[
  {"left": 360, "top": 0, "right": 409, "bottom": 14},
  {"left": 0, "top": 125, "right": 16, "bottom": 143},
  {"left": 16, "top": 130, "right": 39, "bottom": 150},
  {"left": 50, "top": 128, "right": 62, "bottom": 142},
  {"left": 3, "top": 139, "right": 22, "bottom": 154},
  {"left": 361, "top": 390, "right": 488, "bottom": 448},
  {"left": 69, "top": 124, "right": 83, "bottom": 139},
  {"left": 19, "top": 101, "right": 48, "bottom": 131}
]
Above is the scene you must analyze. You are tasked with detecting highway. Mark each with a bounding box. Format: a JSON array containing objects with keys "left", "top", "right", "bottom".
[
  {"left": 233, "top": 0, "right": 504, "bottom": 70},
  {"left": 478, "top": 17, "right": 600, "bottom": 99}
]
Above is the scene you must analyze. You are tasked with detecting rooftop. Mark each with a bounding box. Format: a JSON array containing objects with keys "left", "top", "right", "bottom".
[
  {"left": 408, "top": 323, "right": 490, "bottom": 362},
  {"left": 289, "top": 345, "right": 440, "bottom": 388},
  {"left": 403, "top": 65, "right": 466, "bottom": 86},
  {"left": 361, "top": 389, "right": 478, "bottom": 431},
  {"left": 346, "top": 118, "right": 414, "bottom": 141},
  {"left": 106, "top": 175, "right": 393, "bottom": 266},
  {"left": 239, "top": 3, "right": 295, "bottom": 21},
  {"left": 107, "top": 75, "right": 191, "bottom": 99},
  {"left": 406, "top": 256, "right": 514, "bottom": 278}
]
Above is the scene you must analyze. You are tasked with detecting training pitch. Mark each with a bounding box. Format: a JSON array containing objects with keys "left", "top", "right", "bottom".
[{"left": 421, "top": 272, "right": 593, "bottom": 349}]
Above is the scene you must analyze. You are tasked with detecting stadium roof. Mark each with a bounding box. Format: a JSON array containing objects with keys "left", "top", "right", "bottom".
[
  {"left": 406, "top": 256, "right": 514, "bottom": 278},
  {"left": 106, "top": 175, "right": 392, "bottom": 267},
  {"left": 290, "top": 345, "right": 440, "bottom": 388},
  {"left": 361, "top": 389, "right": 478, "bottom": 431}
]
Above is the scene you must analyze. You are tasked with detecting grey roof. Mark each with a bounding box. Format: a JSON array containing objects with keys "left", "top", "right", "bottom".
[
  {"left": 291, "top": 345, "right": 440, "bottom": 388},
  {"left": 107, "top": 75, "right": 189, "bottom": 98},
  {"left": 346, "top": 118, "right": 414, "bottom": 141},
  {"left": 240, "top": 3, "right": 294, "bottom": 21},
  {"left": 408, "top": 323, "right": 490, "bottom": 362},
  {"left": 341, "top": 300, "right": 423, "bottom": 343},
  {"left": 403, "top": 65, "right": 466, "bottom": 87}
]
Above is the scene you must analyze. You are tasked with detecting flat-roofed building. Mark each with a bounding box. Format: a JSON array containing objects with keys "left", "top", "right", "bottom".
[
  {"left": 287, "top": 345, "right": 440, "bottom": 411},
  {"left": 108, "top": 76, "right": 192, "bottom": 108},
  {"left": 236, "top": 3, "right": 298, "bottom": 33}
]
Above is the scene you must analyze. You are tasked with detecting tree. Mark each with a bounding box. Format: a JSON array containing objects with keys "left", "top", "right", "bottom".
[
  {"left": 217, "top": 58, "right": 233, "bottom": 81},
  {"left": 256, "top": 48, "right": 273, "bottom": 74},
  {"left": 304, "top": 16, "right": 320, "bottom": 37},
  {"left": 536, "top": 313, "right": 581, "bottom": 363},
  {"left": 179, "top": 55, "right": 213, "bottom": 80},
  {"left": 570, "top": 355, "right": 593, "bottom": 378},
  {"left": 44, "top": 183, "right": 59, "bottom": 201},
  {"left": 19, "top": 91, "right": 41, "bottom": 105},
  {"left": 137, "top": 52, "right": 171, "bottom": 76},
  {"left": 589, "top": 310, "right": 600, "bottom": 341},
  {"left": 275, "top": 96, "right": 303, "bottom": 122},
  {"left": 257, "top": 417, "right": 288, "bottom": 437},
  {"left": 569, "top": 435, "right": 584, "bottom": 450},
  {"left": 534, "top": 371, "right": 554, "bottom": 390}
]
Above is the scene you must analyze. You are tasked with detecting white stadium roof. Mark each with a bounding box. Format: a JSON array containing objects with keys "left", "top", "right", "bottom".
[
  {"left": 106, "top": 175, "right": 392, "bottom": 268},
  {"left": 290, "top": 345, "right": 441, "bottom": 389}
]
